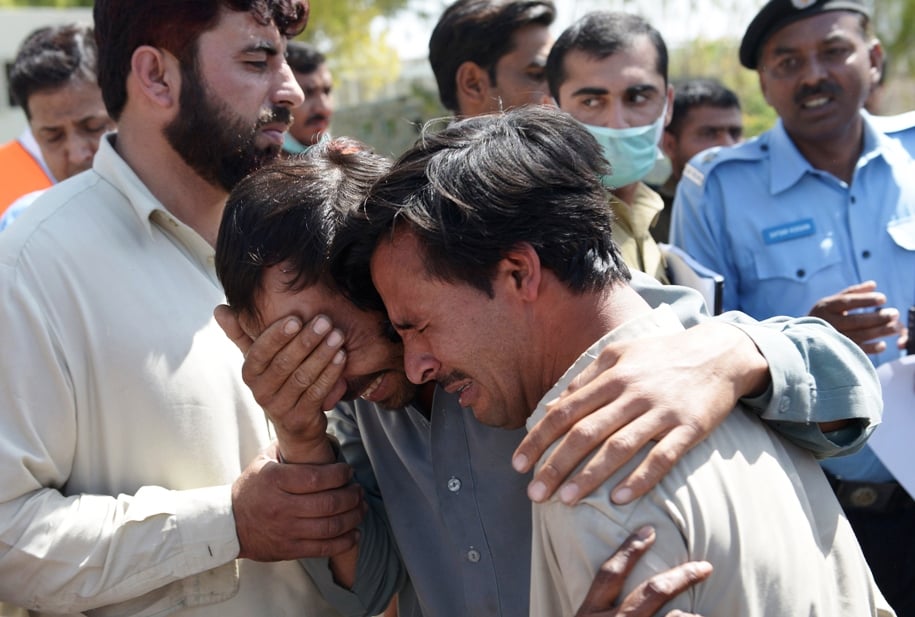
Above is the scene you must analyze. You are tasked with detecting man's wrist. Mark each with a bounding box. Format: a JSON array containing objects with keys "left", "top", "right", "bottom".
[{"left": 277, "top": 434, "right": 337, "bottom": 465}]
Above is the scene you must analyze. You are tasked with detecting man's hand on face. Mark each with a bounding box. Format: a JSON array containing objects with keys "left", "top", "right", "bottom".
[
  {"left": 215, "top": 305, "right": 347, "bottom": 464},
  {"left": 232, "top": 443, "right": 364, "bottom": 561},
  {"left": 513, "top": 321, "right": 768, "bottom": 505},
  {"left": 808, "top": 281, "right": 902, "bottom": 355},
  {"left": 574, "top": 526, "right": 711, "bottom": 617}
]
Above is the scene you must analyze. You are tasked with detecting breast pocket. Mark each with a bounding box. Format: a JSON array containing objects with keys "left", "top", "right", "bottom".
[{"left": 746, "top": 234, "right": 845, "bottom": 316}]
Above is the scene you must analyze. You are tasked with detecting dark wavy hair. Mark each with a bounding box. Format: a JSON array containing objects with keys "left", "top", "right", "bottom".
[
  {"left": 331, "top": 105, "right": 630, "bottom": 313},
  {"left": 429, "top": 0, "right": 555, "bottom": 113},
  {"left": 10, "top": 23, "right": 98, "bottom": 119},
  {"left": 215, "top": 137, "right": 391, "bottom": 322}
]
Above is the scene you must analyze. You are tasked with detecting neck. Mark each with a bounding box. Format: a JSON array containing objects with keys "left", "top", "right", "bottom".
[
  {"left": 114, "top": 120, "right": 228, "bottom": 247},
  {"left": 535, "top": 276, "right": 651, "bottom": 400},
  {"left": 788, "top": 115, "right": 865, "bottom": 184},
  {"left": 611, "top": 181, "right": 639, "bottom": 206}
]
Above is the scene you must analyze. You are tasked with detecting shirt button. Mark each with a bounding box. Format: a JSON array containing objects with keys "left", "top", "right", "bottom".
[
  {"left": 796, "top": 269, "right": 806, "bottom": 279},
  {"left": 447, "top": 477, "right": 462, "bottom": 492},
  {"left": 466, "top": 548, "right": 481, "bottom": 563},
  {"left": 778, "top": 396, "right": 791, "bottom": 413},
  {"left": 850, "top": 196, "right": 857, "bottom": 204},
  {"left": 862, "top": 250, "right": 871, "bottom": 259}
]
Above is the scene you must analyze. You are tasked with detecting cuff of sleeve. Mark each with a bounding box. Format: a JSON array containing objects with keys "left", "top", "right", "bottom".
[
  {"left": 728, "top": 321, "right": 812, "bottom": 420},
  {"left": 174, "top": 484, "right": 239, "bottom": 569},
  {"left": 300, "top": 557, "right": 374, "bottom": 617}
]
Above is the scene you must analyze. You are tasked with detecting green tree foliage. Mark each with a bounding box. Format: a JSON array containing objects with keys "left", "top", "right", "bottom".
[
  {"left": 299, "top": 0, "right": 409, "bottom": 102},
  {"left": 669, "top": 37, "right": 777, "bottom": 138}
]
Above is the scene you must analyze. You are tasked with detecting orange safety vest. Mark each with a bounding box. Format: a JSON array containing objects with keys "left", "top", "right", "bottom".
[{"left": 0, "top": 139, "right": 53, "bottom": 218}]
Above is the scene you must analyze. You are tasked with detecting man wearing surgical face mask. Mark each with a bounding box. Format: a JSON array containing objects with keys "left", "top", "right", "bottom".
[{"left": 547, "top": 11, "right": 672, "bottom": 282}]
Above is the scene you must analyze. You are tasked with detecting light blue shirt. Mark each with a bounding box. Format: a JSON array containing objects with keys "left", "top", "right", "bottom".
[
  {"left": 671, "top": 113, "right": 915, "bottom": 482},
  {"left": 869, "top": 109, "right": 915, "bottom": 156},
  {"left": 0, "top": 189, "right": 44, "bottom": 232}
]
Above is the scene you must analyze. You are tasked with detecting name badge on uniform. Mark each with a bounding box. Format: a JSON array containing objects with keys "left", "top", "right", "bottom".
[{"left": 762, "top": 219, "right": 816, "bottom": 245}]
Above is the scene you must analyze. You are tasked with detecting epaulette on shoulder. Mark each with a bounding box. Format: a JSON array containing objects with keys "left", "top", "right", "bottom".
[
  {"left": 681, "top": 138, "right": 766, "bottom": 187},
  {"left": 869, "top": 110, "right": 915, "bottom": 136}
]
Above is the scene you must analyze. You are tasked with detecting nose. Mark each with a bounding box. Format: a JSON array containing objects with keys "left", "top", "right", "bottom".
[
  {"left": 403, "top": 344, "right": 440, "bottom": 386},
  {"left": 67, "top": 133, "right": 96, "bottom": 174},
  {"left": 314, "top": 92, "right": 331, "bottom": 114},
  {"left": 606, "top": 100, "right": 628, "bottom": 129},
  {"left": 275, "top": 59, "right": 305, "bottom": 108},
  {"left": 798, "top": 52, "right": 829, "bottom": 85}
]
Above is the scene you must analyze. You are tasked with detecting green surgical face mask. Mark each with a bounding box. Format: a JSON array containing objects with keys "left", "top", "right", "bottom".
[{"left": 582, "top": 102, "right": 667, "bottom": 189}]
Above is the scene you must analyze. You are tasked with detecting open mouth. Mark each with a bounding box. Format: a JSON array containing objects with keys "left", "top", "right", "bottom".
[
  {"left": 359, "top": 373, "right": 386, "bottom": 401},
  {"left": 800, "top": 96, "right": 831, "bottom": 110}
]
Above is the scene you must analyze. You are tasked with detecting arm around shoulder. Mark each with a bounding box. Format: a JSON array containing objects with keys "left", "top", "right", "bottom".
[{"left": 724, "top": 313, "right": 881, "bottom": 457}]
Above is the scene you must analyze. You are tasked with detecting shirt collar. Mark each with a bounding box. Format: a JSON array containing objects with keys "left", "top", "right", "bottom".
[
  {"left": 92, "top": 133, "right": 217, "bottom": 268},
  {"left": 769, "top": 111, "right": 900, "bottom": 195}
]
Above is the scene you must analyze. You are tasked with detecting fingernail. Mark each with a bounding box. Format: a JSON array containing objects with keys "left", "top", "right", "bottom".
[
  {"left": 559, "top": 482, "right": 579, "bottom": 504},
  {"left": 327, "top": 330, "right": 343, "bottom": 347},
  {"left": 612, "top": 487, "right": 634, "bottom": 504},
  {"left": 528, "top": 481, "right": 547, "bottom": 502},
  {"left": 635, "top": 525, "right": 653, "bottom": 541},
  {"left": 333, "top": 349, "right": 346, "bottom": 364},
  {"left": 512, "top": 453, "right": 528, "bottom": 472},
  {"left": 284, "top": 318, "right": 301, "bottom": 335},
  {"left": 313, "top": 316, "right": 331, "bottom": 334}
]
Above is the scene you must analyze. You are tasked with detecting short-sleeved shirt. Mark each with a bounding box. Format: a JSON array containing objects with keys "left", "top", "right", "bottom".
[{"left": 671, "top": 112, "right": 915, "bottom": 481}]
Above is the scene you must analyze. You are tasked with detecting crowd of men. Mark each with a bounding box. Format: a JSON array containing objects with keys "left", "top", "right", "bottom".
[{"left": 0, "top": 0, "right": 911, "bottom": 616}]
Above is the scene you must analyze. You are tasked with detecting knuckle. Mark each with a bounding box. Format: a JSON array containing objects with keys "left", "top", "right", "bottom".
[
  {"left": 544, "top": 401, "right": 576, "bottom": 428},
  {"left": 291, "top": 364, "right": 319, "bottom": 390},
  {"left": 273, "top": 352, "right": 299, "bottom": 377},
  {"left": 650, "top": 445, "right": 681, "bottom": 471},
  {"left": 566, "top": 419, "right": 602, "bottom": 448},
  {"left": 608, "top": 430, "right": 639, "bottom": 454},
  {"left": 597, "top": 558, "right": 627, "bottom": 579},
  {"left": 644, "top": 572, "right": 679, "bottom": 597},
  {"left": 537, "top": 460, "right": 564, "bottom": 483}
]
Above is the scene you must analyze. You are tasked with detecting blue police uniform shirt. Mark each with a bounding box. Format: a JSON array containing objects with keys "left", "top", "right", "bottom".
[
  {"left": 671, "top": 112, "right": 915, "bottom": 482},
  {"left": 869, "top": 109, "right": 915, "bottom": 157}
]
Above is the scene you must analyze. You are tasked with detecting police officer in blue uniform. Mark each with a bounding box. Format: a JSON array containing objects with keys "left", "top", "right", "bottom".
[
  {"left": 871, "top": 109, "right": 915, "bottom": 157},
  {"left": 671, "top": 1, "right": 915, "bottom": 614}
]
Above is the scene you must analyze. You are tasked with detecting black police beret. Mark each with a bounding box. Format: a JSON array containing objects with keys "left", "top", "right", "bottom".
[{"left": 739, "top": 0, "right": 871, "bottom": 69}]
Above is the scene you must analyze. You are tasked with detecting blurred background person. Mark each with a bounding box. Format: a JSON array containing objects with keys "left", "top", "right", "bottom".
[
  {"left": 283, "top": 41, "right": 334, "bottom": 154},
  {"left": 546, "top": 11, "right": 672, "bottom": 282},
  {"left": 428, "top": 0, "right": 555, "bottom": 118},
  {"left": 0, "top": 23, "right": 113, "bottom": 231},
  {"left": 653, "top": 77, "right": 743, "bottom": 242}
]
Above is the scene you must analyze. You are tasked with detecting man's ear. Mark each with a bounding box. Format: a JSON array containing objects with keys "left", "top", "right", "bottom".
[
  {"left": 498, "top": 243, "right": 542, "bottom": 302},
  {"left": 455, "top": 61, "right": 491, "bottom": 110},
  {"left": 130, "top": 45, "right": 181, "bottom": 109},
  {"left": 663, "top": 83, "right": 674, "bottom": 126},
  {"left": 868, "top": 39, "right": 885, "bottom": 90},
  {"left": 660, "top": 129, "right": 677, "bottom": 160}
]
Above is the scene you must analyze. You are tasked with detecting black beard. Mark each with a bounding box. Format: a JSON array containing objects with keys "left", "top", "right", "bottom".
[{"left": 165, "top": 61, "right": 290, "bottom": 192}]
